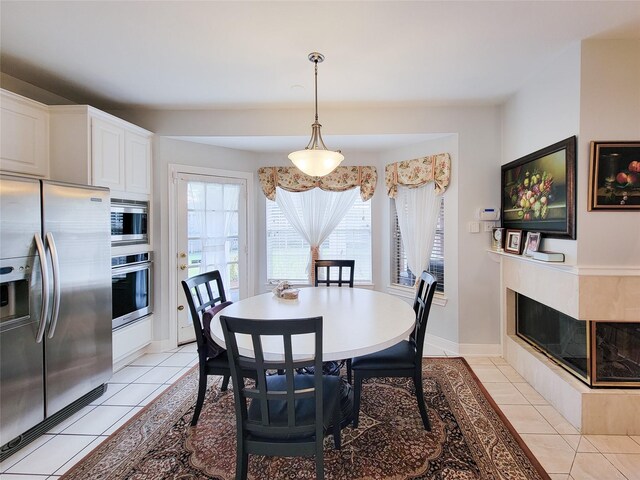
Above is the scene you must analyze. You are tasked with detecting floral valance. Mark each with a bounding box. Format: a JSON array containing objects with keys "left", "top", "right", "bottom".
[
  {"left": 385, "top": 153, "right": 451, "bottom": 198},
  {"left": 258, "top": 166, "right": 378, "bottom": 202}
]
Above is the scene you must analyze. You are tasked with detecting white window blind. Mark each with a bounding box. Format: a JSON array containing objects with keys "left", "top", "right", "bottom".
[
  {"left": 391, "top": 197, "right": 444, "bottom": 292},
  {"left": 267, "top": 194, "right": 372, "bottom": 283}
]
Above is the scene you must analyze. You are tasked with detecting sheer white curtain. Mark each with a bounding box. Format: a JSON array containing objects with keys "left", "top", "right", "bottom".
[
  {"left": 276, "top": 186, "right": 358, "bottom": 282},
  {"left": 395, "top": 183, "right": 441, "bottom": 281},
  {"left": 189, "top": 182, "right": 239, "bottom": 289}
]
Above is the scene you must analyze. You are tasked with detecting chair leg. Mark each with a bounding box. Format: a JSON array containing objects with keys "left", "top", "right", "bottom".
[
  {"left": 346, "top": 359, "right": 352, "bottom": 384},
  {"left": 236, "top": 445, "right": 249, "bottom": 480},
  {"left": 191, "top": 371, "right": 208, "bottom": 426},
  {"left": 413, "top": 371, "right": 431, "bottom": 431},
  {"left": 352, "top": 373, "right": 362, "bottom": 428},
  {"left": 315, "top": 437, "right": 324, "bottom": 480},
  {"left": 221, "top": 374, "right": 230, "bottom": 391},
  {"left": 332, "top": 400, "right": 341, "bottom": 450}
]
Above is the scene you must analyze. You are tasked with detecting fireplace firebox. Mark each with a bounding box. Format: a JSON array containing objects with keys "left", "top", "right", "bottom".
[{"left": 516, "top": 293, "right": 640, "bottom": 387}]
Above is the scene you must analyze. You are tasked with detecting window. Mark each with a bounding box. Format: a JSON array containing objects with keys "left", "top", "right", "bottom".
[
  {"left": 266, "top": 194, "right": 372, "bottom": 283},
  {"left": 391, "top": 197, "right": 444, "bottom": 293}
]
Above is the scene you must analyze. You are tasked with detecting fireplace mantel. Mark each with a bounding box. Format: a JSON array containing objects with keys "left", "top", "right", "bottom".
[{"left": 495, "top": 251, "right": 639, "bottom": 322}]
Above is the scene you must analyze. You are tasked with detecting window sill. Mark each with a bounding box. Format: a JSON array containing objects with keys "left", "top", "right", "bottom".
[{"left": 386, "top": 284, "right": 448, "bottom": 307}]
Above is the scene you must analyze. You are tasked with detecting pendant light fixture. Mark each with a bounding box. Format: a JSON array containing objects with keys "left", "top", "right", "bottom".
[{"left": 288, "top": 52, "right": 344, "bottom": 177}]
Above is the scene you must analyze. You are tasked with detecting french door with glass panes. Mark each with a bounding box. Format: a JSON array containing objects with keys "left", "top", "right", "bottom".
[{"left": 176, "top": 173, "right": 247, "bottom": 344}]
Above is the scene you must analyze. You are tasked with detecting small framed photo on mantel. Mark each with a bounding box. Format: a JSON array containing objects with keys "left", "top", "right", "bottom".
[
  {"left": 523, "top": 231, "right": 541, "bottom": 256},
  {"left": 504, "top": 229, "right": 523, "bottom": 254}
]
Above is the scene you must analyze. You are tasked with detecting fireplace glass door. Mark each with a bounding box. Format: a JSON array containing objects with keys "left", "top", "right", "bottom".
[{"left": 516, "top": 293, "right": 588, "bottom": 381}]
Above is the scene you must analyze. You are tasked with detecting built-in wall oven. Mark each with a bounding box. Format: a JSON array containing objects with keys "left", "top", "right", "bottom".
[
  {"left": 110, "top": 199, "right": 149, "bottom": 246},
  {"left": 111, "top": 252, "right": 153, "bottom": 330}
]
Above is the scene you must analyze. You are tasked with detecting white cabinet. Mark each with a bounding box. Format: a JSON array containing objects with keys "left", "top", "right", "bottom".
[
  {"left": 112, "top": 315, "right": 153, "bottom": 366},
  {"left": 49, "top": 105, "right": 152, "bottom": 197},
  {"left": 92, "top": 116, "right": 126, "bottom": 191},
  {"left": 124, "top": 130, "right": 152, "bottom": 194},
  {"left": 0, "top": 89, "right": 49, "bottom": 177}
]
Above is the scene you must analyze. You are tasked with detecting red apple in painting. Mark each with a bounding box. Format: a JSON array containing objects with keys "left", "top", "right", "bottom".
[
  {"left": 629, "top": 161, "right": 640, "bottom": 173},
  {"left": 616, "top": 172, "right": 629, "bottom": 184},
  {"left": 628, "top": 172, "right": 640, "bottom": 185}
]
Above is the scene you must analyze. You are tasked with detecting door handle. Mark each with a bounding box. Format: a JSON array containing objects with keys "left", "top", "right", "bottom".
[
  {"left": 177, "top": 305, "right": 185, "bottom": 311},
  {"left": 46, "top": 232, "right": 61, "bottom": 339},
  {"left": 33, "top": 234, "right": 50, "bottom": 344},
  {"left": 180, "top": 264, "right": 187, "bottom": 270}
]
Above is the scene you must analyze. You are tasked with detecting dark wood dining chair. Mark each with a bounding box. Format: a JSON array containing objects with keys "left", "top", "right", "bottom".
[
  {"left": 220, "top": 315, "right": 341, "bottom": 480},
  {"left": 182, "top": 270, "right": 255, "bottom": 426},
  {"left": 349, "top": 271, "right": 437, "bottom": 431},
  {"left": 314, "top": 259, "right": 355, "bottom": 287},
  {"left": 313, "top": 259, "right": 355, "bottom": 377}
]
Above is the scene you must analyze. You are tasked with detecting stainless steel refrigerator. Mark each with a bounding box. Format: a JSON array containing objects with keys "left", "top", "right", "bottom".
[{"left": 0, "top": 174, "right": 112, "bottom": 457}]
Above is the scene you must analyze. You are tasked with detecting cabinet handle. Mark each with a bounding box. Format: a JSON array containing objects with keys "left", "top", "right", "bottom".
[{"left": 177, "top": 305, "right": 184, "bottom": 311}]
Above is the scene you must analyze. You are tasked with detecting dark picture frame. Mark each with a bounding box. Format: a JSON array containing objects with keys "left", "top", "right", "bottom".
[
  {"left": 501, "top": 136, "right": 576, "bottom": 239},
  {"left": 504, "top": 229, "right": 523, "bottom": 254},
  {"left": 588, "top": 141, "right": 640, "bottom": 210}
]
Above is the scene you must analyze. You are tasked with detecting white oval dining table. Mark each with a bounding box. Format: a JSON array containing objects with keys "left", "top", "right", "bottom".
[{"left": 210, "top": 287, "right": 416, "bottom": 362}]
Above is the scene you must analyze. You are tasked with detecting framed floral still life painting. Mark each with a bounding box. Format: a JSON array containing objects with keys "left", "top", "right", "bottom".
[
  {"left": 588, "top": 141, "right": 640, "bottom": 210},
  {"left": 501, "top": 136, "right": 576, "bottom": 239},
  {"left": 504, "top": 229, "right": 523, "bottom": 255}
]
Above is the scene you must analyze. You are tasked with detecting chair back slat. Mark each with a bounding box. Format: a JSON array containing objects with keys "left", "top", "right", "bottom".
[
  {"left": 411, "top": 271, "right": 438, "bottom": 358},
  {"left": 181, "top": 270, "right": 228, "bottom": 350},
  {"left": 314, "top": 259, "right": 355, "bottom": 287},
  {"left": 220, "top": 315, "right": 324, "bottom": 439}
]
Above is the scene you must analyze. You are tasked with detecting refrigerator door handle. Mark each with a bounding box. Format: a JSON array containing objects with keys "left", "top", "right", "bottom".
[
  {"left": 45, "top": 232, "right": 61, "bottom": 339},
  {"left": 33, "top": 233, "right": 50, "bottom": 344}
]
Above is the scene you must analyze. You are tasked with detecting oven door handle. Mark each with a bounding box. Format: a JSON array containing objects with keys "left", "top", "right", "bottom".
[{"left": 112, "top": 262, "right": 152, "bottom": 275}]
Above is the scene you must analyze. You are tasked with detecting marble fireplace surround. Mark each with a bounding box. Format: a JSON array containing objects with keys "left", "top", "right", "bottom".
[{"left": 495, "top": 252, "right": 640, "bottom": 435}]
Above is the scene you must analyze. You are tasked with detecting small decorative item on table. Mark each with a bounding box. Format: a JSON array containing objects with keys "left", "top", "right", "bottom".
[
  {"left": 504, "top": 229, "right": 523, "bottom": 254},
  {"left": 272, "top": 281, "right": 300, "bottom": 300},
  {"left": 491, "top": 227, "right": 504, "bottom": 252},
  {"left": 523, "top": 231, "right": 541, "bottom": 256}
]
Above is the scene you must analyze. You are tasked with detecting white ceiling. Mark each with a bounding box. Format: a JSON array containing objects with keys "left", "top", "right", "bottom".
[{"left": 1, "top": 1, "right": 639, "bottom": 151}]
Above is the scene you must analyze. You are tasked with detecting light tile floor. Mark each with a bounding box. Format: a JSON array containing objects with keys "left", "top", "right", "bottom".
[{"left": 2, "top": 348, "right": 639, "bottom": 480}]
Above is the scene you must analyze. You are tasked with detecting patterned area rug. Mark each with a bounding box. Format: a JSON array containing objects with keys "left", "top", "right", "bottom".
[{"left": 62, "top": 357, "right": 550, "bottom": 480}]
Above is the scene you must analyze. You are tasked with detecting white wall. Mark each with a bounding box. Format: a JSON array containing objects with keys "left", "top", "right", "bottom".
[
  {"left": 577, "top": 40, "right": 640, "bottom": 268},
  {"left": 501, "top": 42, "right": 582, "bottom": 262}
]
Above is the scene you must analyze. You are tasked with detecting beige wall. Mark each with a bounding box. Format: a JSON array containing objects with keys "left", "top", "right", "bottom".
[{"left": 577, "top": 39, "right": 640, "bottom": 268}]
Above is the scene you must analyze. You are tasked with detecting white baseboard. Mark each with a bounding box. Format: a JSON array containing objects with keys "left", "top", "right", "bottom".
[
  {"left": 148, "top": 339, "right": 174, "bottom": 353},
  {"left": 426, "top": 334, "right": 502, "bottom": 357},
  {"left": 425, "top": 335, "right": 459, "bottom": 356},
  {"left": 458, "top": 342, "right": 502, "bottom": 357}
]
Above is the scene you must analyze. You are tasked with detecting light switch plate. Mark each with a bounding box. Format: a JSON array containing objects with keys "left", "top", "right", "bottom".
[
  {"left": 468, "top": 221, "right": 480, "bottom": 233},
  {"left": 484, "top": 221, "right": 495, "bottom": 232}
]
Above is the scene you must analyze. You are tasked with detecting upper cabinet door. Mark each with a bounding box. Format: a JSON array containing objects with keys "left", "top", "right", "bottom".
[
  {"left": 0, "top": 90, "right": 49, "bottom": 177},
  {"left": 124, "top": 131, "right": 151, "bottom": 195},
  {"left": 91, "top": 117, "right": 125, "bottom": 192}
]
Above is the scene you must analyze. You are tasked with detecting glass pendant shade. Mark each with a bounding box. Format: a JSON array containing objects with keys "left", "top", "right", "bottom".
[
  {"left": 288, "top": 121, "right": 344, "bottom": 176},
  {"left": 289, "top": 52, "right": 343, "bottom": 177}
]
